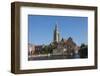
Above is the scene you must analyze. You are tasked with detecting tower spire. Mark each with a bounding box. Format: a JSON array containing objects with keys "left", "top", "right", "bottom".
[{"left": 53, "top": 22, "right": 60, "bottom": 42}]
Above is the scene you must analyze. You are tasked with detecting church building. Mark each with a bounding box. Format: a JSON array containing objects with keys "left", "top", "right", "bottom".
[
  {"left": 28, "top": 23, "right": 79, "bottom": 57},
  {"left": 52, "top": 23, "right": 79, "bottom": 56}
]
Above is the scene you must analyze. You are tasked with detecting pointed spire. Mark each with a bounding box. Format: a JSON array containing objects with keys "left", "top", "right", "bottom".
[
  {"left": 53, "top": 22, "right": 60, "bottom": 42},
  {"left": 55, "top": 23, "right": 57, "bottom": 29},
  {"left": 55, "top": 22, "right": 60, "bottom": 33}
]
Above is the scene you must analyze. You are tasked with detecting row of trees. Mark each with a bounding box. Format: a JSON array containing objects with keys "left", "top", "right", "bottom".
[
  {"left": 41, "top": 43, "right": 55, "bottom": 54},
  {"left": 39, "top": 43, "right": 88, "bottom": 58},
  {"left": 33, "top": 42, "right": 58, "bottom": 55}
]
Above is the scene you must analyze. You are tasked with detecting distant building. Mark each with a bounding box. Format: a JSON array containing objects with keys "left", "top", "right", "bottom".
[
  {"left": 34, "top": 45, "right": 43, "bottom": 54},
  {"left": 52, "top": 24, "right": 79, "bottom": 56},
  {"left": 28, "top": 44, "right": 43, "bottom": 55},
  {"left": 28, "top": 43, "right": 35, "bottom": 55}
]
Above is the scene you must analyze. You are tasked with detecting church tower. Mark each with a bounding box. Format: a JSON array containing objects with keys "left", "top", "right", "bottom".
[{"left": 53, "top": 23, "right": 60, "bottom": 42}]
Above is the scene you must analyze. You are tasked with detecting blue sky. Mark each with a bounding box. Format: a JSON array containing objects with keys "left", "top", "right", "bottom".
[{"left": 28, "top": 15, "right": 88, "bottom": 46}]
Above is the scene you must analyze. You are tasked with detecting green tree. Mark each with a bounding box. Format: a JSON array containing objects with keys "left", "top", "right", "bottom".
[{"left": 79, "top": 43, "right": 88, "bottom": 58}]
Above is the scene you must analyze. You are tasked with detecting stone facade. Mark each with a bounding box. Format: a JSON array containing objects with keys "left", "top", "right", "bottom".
[{"left": 52, "top": 37, "right": 79, "bottom": 56}]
